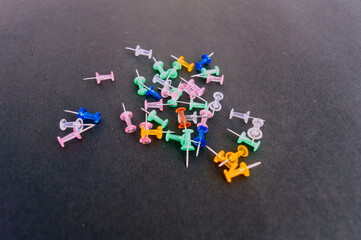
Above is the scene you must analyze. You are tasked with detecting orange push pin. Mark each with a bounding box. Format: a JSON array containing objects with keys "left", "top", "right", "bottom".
[
  {"left": 219, "top": 145, "right": 249, "bottom": 169},
  {"left": 223, "top": 162, "right": 261, "bottom": 183},
  {"left": 170, "top": 55, "right": 195, "bottom": 72},
  {"left": 141, "top": 126, "right": 169, "bottom": 139},
  {"left": 176, "top": 107, "right": 191, "bottom": 129}
]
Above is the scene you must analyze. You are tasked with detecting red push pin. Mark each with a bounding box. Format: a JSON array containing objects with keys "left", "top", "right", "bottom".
[{"left": 120, "top": 103, "right": 136, "bottom": 133}]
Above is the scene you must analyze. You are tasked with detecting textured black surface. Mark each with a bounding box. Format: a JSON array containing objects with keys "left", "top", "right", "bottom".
[{"left": 1, "top": 0, "right": 361, "bottom": 239}]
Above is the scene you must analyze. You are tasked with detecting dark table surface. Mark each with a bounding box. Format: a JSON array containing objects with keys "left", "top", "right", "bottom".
[{"left": 1, "top": 0, "right": 360, "bottom": 239}]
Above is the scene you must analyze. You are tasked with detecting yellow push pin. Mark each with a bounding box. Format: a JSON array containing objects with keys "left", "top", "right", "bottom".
[
  {"left": 219, "top": 145, "right": 249, "bottom": 169},
  {"left": 141, "top": 126, "right": 170, "bottom": 139},
  {"left": 170, "top": 55, "right": 195, "bottom": 72},
  {"left": 205, "top": 145, "right": 228, "bottom": 163},
  {"left": 223, "top": 162, "right": 261, "bottom": 183}
]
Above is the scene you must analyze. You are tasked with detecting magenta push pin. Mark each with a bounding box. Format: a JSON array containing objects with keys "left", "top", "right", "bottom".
[
  {"left": 57, "top": 125, "right": 95, "bottom": 148},
  {"left": 145, "top": 99, "right": 164, "bottom": 111},
  {"left": 125, "top": 45, "right": 152, "bottom": 59},
  {"left": 206, "top": 74, "right": 224, "bottom": 85},
  {"left": 59, "top": 118, "right": 93, "bottom": 131},
  {"left": 83, "top": 71, "right": 115, "bottom": 85},
  {"left": 139, "top": 114, "right": 153, "bottom": 144},
  {"left": 120, "top": 103, "right": 136, "bottom": 133}
]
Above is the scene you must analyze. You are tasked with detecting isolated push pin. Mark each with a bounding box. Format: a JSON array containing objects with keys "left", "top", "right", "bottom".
[
  {"left": 195, "top": 52, "right": 214, "bottom": 72},
  {"left": 64, "top": 108, "right": 101, "bottom": 124},
  {"left": 229, "top": 109, "right": 251, "bottom": 123},
  {"left": 141, "top": 108, "right": 169, "bottom": 129},
  {"left": 223, "top": 162, "right": 262, "bottom": 183},
  {"left": 139, "top": 114, "right": 153, "bottom": 144},
  {"left": 83, "top": 71, "right": 115, "bottom": 85},
  {"left": 120, "top": 103, "right": 136, "bottom": 133},
  {"left": 125, "top": 45, "right": 152, "bottom": 59},
  {"left": 134, "top": 69, "right": 148, "bottom": 96},
  {"left": 227, "top": 129, "right": 261, "bottom": 152},
  {"left": 153, "top": 57, "right": 169, "bottom": 79},
  {"left": 59, "top": 118, "right": 93, "bottom": 131},
  {"left": 206, "top": 74, "right": 224, "bottom": 85},
  {"left": 209, "top": 92, "right": 224, "bottom": 112},
  {"left": 57, "top": 125, "right": 95, "bottom": 148},
  {"left": 170, "top": 55, "right": 195, "bottom": 72}
]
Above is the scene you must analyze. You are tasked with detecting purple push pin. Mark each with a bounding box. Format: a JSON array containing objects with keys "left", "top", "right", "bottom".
[
  {"left": 59, "top": 118, "right": 93, "bottom": 131},
  {"left": 139, "top": 114, "right": 153, "bottom": 144},
  {"left": 197, "top": 109, "right": 213, "bottom": 128},
  {"left": 206, "top": 74, "right": 224, "bottom": 85},
  {"left": 57, "top": 125, "right": 95, "bottom": 148},
  {"left": 120, "top": 103, "right": 136, "bottom": 133},
  {"left": 83, "top": 71, "right": 115, "bottom": 85}
]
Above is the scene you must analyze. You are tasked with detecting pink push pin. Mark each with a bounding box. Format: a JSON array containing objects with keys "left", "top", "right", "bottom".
[
  {"left": 181, "top": 78, "right": 206, "bottom": 97},
  {"left": 83, "top": 71, "right": 115, "bottom": 85},
  {"left": 206, "top": 74, "right": 224, "bottom": 85},
  {"left": 197, "top": 109, "right": 213, "bottom": 128},
  {"left": 120, "top": 103, "right": 137, "bottom": 133},
  {"left": 57, "top": 125, "right": 95, "bottom": 148},
  {"left": 139, "top": 114, "right": 153, "bottom": 144},
  {"left": 178, "top": 82, "right": 197, "bottom": 99},
  {"left": 144, "top": 99, "right": 164, "bottom": 111}
]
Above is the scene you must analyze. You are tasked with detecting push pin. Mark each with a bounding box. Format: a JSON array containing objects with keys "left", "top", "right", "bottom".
[
  {"left": 205, "top": 74, "right": 224, "bottom": 85},
  {"left": 181, "top": 111, "right": 199, "bottom": 124},
  {"left": 165, "top": 129, "right": 195, "bottom": 168},
  {"left": 137, "top": 81, "right": 162, "bottom": 100},
  {"left": 64, "top": 108, "right": 101, "bottom": 124},
  {"left": 166, "top": 88, "right": 183, "bottom": 107},
  {"left": 223, "top": 162, "right": 261, "bottom": 183},
  {"left": 120, "top": 103, "right": 136, "bottom": 133},
  {"left": 178, "top": 82, "right": 197, "bottom": 99},
  {"left": 141, "top": 108, "right": 168, "bottom": 129},
  {"left": 134, "top": 69, "right": 148, "bottom": 96},
  {"left": 205, "top": 145, "right": 228, "bottom": 164},
  {"left": 152, "top": 74, "right": 173, "bottom": 88},
  {"left": 83, "top": 71, "right": 115, "bottom": 85},
  {"left": 247, "top": 118, "right": 265, "bottom": 142},
  {"left": 145, "top": 99, "right": 164, "bottom": 111},
  {"left": 180, "top": 78, "right": 205, "bottom": 97},
  {"left": 139, "top": 114, "right": 153, "bottom": 144},
  {"left": 219, "top": 145, "right": 249, "bottom": 169},
  {"left": 166, "top": 61, "right": 182, "bottom": 79},
  {"left": 190, "top": 99, "right": 208, "bottom": 110},
  {"left": 125, "top": 45, "right": 152, "bottom": 59},
  {"left": 198, "top": 109, "right": 213, "bottom": 128},
  {"left": 192, "top": 66, "right": 219, "bottom": 78},
  {"left": 195, "top": 52, "right": 214, "bottom": 72},
  {"left": 57, "top": 125, "right": 95, "bottom": 148},
  {"left": 227, "top": 129, "right": 261, "bottom": 152},
  {"left": 141, "top": 126, "right": 169, "bottom": 140},
  {"left": 59, "top": 118, "right": 93, "bottom": 131},
  {"left": 153, "top": 57, "right": 169, "bottom": 79},
  {"left": 209, "top": 92, "right": 224, "bottom": 113},
  {"left": 193, "top": 126, "right": 208, "bottom": 157},
  {"left": 229, "top": 109, "right": 251, "bottom": 123},
  {"left": 170, "top": 55, "right": 194, "bottom": 72},
  {"left": 176, "top": 107, "right": 191, "bottom": 129}
]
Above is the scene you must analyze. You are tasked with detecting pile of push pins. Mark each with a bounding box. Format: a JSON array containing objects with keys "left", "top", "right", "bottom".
[{"left": 57, "top": 44, "right": 264, "bottom": 183}]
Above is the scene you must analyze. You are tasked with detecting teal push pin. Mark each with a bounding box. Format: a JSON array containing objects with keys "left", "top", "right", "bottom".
[
  {"left": 165, "top": 130, "right": 185, "bottom": 144},
  {"left": 189, "top": 99, "right": 208, "bottom": 110},
  {"left": 152, "top": 57, "right": 169, "bottom": 79},
  {"left": 191, "top": 66, "right": 220, "bottom": 78},
  {"left": 141, "top": 108, "right": 168, "bottom": 129},
  {"left": 166, "top": 61, "right": 182, "bottom": 79},
  {"left": 165, "top": 129, "right": 194, "bottom": 168},
  {"left": 134, "top": 69, "right": 148, "bottom": 95},
  {"left": 226, "top": 128, "right": 261, "bottom": 152}
]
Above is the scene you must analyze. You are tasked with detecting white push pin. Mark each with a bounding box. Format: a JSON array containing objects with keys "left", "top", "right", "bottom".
[
  {"left": 229, "top": 109, "right": 251, "bottom": 123},
  {"left": 59, "top": 118, "right": 93, "bottom": 131},
  {"left": 125, "top": 45, "right": 152, "bottom": 59},
  {"left": 209, "top": 92, "right": 224, "bottom": 113},
  {"left": 247, "top": 118, "right": 265, "bottom": 142},
  {"left": 83, "top": 71, "right": 115, "bottom": 85},
  {"left": 57, "top": 125, "right": 95, "bottom": 148}
]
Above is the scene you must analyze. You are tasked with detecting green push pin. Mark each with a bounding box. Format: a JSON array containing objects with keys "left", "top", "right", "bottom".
[
  {"left": 166, "top": 61, "right": 182, "bottom": 79},
  {"left": 180, "top": 129, "right": 194, "bottom": 151},
  {"left": 201, "top": 66, "right": 220, "bottom": 76},
  {"left": 166, "top": 88, "right": 183, "bottom": 107},
  {"left": 134, "top": 69, "right": 148, "bottom": 95},
  {"left": 227, "top": 128, "right": 261, "bottom": 152},
  {"left": 152, "top": 57, "right": 169, "bottom": 79},
  {"left": 189, "top": 99, "right": 208, "bottom": 111},
  {"left": 141, "top": 108, "right": 168, "bottom": 129},
  {"left": 165, "top": 130, "right": 185, "bottom": 144}
]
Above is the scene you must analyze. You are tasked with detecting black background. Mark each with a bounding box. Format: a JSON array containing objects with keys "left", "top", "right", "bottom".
[{"left": 1, "top": 0, "right": 360, "bottom": 239}]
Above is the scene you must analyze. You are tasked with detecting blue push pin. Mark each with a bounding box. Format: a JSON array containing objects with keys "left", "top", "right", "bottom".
[
  {"left": 193, "top": 125, "right": 208, "bottom": 157},
  {"left": 138, "top": 81, "right": 161, "bottom": 100},
  {"left": 64, "top": 107, "right": 101, "bottom": 124},
  {"left": 195, "top": 52, "right": 214, "bottom": 72}
]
